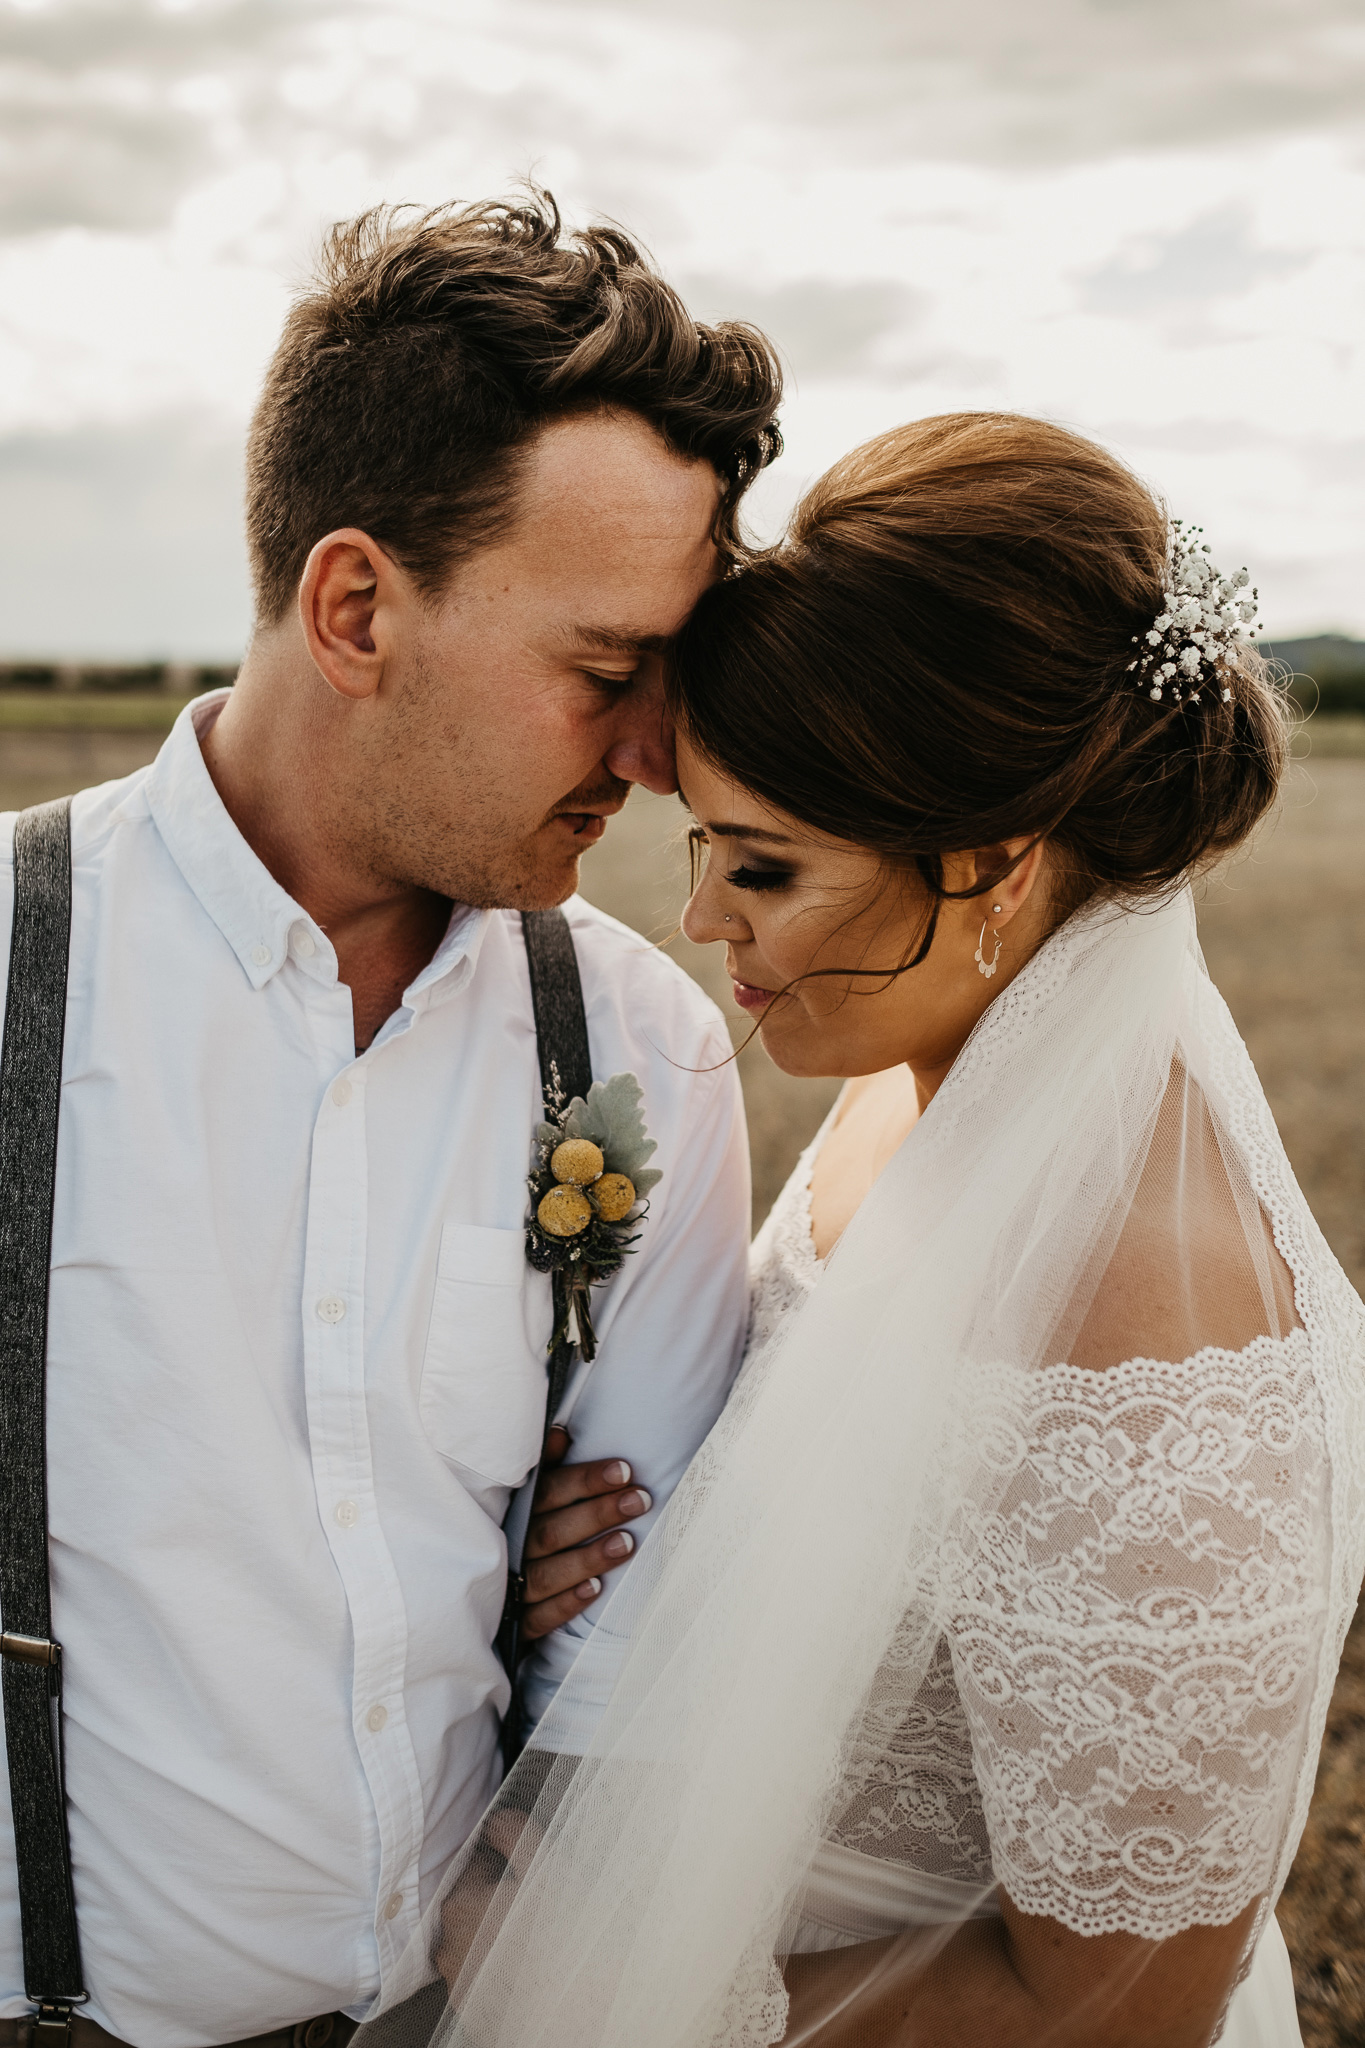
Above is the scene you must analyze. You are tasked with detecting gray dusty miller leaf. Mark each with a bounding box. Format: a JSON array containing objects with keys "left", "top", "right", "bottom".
[{"left": 552, "top": 1072, "right": 661, "bottom": 1195}]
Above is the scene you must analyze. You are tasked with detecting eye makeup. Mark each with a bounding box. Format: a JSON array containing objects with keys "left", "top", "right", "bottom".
[
  {"left": 686, "top": 824, "right": 794, "bottom": 895},
  {"left": 725, "top": 863, "right": 793, "bottom": 893}
]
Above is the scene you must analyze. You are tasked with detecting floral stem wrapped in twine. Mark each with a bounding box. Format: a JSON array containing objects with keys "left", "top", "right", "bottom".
[{"left": 524, "top": 1071, "right": 662, "bottom": 1361}]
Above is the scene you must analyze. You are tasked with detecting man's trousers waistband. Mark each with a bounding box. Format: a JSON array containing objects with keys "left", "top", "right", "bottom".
[{"left": 0, "top": 2012, "right": 358, "bottom": 2048}]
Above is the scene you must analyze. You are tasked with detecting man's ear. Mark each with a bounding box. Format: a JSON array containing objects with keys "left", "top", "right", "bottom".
[{"left": 298, "top": 528, "right": 401, "bottom": 703}]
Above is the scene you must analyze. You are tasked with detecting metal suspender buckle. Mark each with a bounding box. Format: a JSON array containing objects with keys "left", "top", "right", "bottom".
[
  {"left": 28, "top": 2000, "right": 83, "bottom": 2044},
  {"left": 1, "top": 1634, "right": 63, "bottom": 1694}
]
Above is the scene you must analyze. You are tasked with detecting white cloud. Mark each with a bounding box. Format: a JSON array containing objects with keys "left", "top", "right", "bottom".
[
  {"left": 0, "top": 415, "right": 249, "bottom": 657},
  {"left": 0, "top": 0, "right": 1361, "bottom": 652}
]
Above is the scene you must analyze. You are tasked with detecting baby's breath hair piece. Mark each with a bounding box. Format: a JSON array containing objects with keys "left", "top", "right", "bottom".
[{"left": 1127, "top": 520, "right": 1261, "bottom": 707}]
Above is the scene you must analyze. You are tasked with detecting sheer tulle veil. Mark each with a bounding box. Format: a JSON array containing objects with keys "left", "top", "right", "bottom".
[{"left": 360, "top": 888, "right": 1364, "bottom": 2048}]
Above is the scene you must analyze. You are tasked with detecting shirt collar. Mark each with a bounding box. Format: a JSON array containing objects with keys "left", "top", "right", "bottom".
[
  {"left": 145, "top": 691, "right": 491, "bottom": 1000},
  {"left": 407, "top": 899, "right": 491, "bottom": 1010}
]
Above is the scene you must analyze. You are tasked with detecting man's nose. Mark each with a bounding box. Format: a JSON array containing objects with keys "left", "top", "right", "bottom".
[{"left": 604, "top": 678, "right": 678, "bottom": 797}]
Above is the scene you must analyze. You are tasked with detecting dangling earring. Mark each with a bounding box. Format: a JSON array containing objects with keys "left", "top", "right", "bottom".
[{"left": 975, "top": 916, "right": 1003, "bottom": 979}]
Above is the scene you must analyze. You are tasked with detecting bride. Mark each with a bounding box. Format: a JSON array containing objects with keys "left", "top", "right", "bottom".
[{"left": 364, "top": 414, "right": 1365, "bottom": 2047}]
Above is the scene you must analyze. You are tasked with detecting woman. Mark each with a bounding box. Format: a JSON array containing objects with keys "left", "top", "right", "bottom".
[{"left": 366, "top": 415, "right": 1364, "bottom": 2047}]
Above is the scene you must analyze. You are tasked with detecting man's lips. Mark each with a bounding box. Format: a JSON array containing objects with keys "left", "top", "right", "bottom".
[
  {"left": 551, "top": 808, "right": 618, "bottom": 843},
  {"left": 730, "top": 977, "right": 776, "bottom": 1013}
]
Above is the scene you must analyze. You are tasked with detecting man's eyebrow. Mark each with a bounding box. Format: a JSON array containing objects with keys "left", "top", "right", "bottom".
[
  {"left": 702, "top": 823, "right": 796, "bottom": 846},
  {"left": 564, "top": 625, "right": 674, "bottom": 657}
]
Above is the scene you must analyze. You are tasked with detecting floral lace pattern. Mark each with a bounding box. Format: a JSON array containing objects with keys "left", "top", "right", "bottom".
[
  {"left": 942, "top": 1336, "right": 1330, "bottom": 1936},
  {"left": 832, "top": 1631, "right": 995, "bottom": 1887},
  {"left": 707, "top": 1950, "right": 790, "bottom": 2048},
  {"left": 746, "top": 1125, "right": 1352, "bottom": 1944},
  {"left": 744, "top": 1125, "right": 824, "bottom": 1362}
]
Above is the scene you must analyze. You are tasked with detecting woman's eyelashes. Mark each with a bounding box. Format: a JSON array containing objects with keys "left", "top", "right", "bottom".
[
  {"left": 726, "top": 863, "right": 793, "bottom": 893},
  {"left": 684, "top": 827, "right": 793, "bottom": 894}
]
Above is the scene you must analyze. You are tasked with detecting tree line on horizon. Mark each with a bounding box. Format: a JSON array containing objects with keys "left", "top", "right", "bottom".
[{"left": 0, "top": 639, "right": 1363, "bottom": 715}]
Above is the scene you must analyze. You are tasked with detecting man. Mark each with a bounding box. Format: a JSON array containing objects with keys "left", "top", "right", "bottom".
[{"left": 0, "top": 195, "right": 781, "bottom": 2046}]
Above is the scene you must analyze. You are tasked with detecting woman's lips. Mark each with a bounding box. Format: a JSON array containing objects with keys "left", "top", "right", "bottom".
[{"left": 731, "top": 978, "right": 776, "bottom": 1012}]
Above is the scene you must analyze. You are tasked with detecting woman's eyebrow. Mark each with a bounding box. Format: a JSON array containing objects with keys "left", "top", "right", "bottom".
[{"left": 675, "top": 791, "right": 795, "bottom": 845}]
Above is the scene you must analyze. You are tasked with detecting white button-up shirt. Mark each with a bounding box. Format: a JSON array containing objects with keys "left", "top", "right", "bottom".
[{"left": 0, "top": 696, "right": 749, "bottom": 2046}]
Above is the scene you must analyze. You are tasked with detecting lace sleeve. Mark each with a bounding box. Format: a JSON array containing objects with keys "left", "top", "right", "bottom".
[{"left": 944, "top": 1334, "right": 1332, "bottom": 1940}]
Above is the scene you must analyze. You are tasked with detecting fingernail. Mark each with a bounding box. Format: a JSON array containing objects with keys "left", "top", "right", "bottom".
[
  {"left": 576, "top": 1577, "right": 602, "bottom": 1599},
  {"left": 604, "top": 1529, "right": 635, "bottom": 1560},
  {"left": 603, "top": 1460, "right": 631, "bottom": 1486},
  {"left": 618, "top": 1489, "right": 651, "bottom": 1517}
]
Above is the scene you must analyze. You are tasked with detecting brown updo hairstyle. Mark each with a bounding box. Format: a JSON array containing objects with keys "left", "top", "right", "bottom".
[{"left": 671, "top": 413, "right": 1290, "bottom": 955}]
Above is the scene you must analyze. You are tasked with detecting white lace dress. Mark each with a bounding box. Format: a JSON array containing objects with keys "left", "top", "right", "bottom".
[{"left": 746, "top": 1115, "right": 1311, "bottom": 2047}]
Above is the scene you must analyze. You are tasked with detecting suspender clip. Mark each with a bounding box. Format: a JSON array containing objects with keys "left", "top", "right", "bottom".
[
  {"left": 28, "top": 1999, "right": 85, "bottom": 2044},
  {"left": 1, "top": 1634, "right": 62, "bottom": 1694}
]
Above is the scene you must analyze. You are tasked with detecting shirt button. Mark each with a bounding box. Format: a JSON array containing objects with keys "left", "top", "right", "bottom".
[
  {"left": 316, "top": 1295, "right": 346, "bottom": 1325},
  {"left": 334, "top": 1499, "right": 358, "bottom": 1528},
  {"left": 366, "top": 1704, "right": 388, "bottom": 1733},
  {"left": 331, "top": 1077, "right": 352, "bottom": 1108},
  {"left": 251, "top": 944, "right": 271, "bottom": 967},
  {"left": 384, "top": 1892, "right": 404, "bottom": 1921},
  {"left": 294, "top": 931, "right": 316, "bottom": 958}
]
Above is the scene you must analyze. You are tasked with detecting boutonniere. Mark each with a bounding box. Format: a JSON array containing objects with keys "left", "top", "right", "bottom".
[{"left": 526, "top": 1071, "right": 662, "bottom": 1362}]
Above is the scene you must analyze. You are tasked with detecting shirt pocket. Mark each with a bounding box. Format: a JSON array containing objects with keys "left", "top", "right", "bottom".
[{"left": 419, "top": 1223, "right": 547, "bottom": 1488}]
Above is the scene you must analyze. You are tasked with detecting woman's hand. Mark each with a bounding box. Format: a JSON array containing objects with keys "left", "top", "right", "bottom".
[
  {"left": 520, "top": 1424, "right": 652, "bottom": 1640},
  {"left": 781, "top": 1892, "right": 1260, "bottom": 2048},
  {"left": 435, "top": 1804, "right": 544, "bottom": 1989}
]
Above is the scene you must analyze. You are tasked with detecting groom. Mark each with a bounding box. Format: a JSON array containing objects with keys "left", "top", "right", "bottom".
[{"left": 0, "top": 196, "right": 780, "bottom": 2047}]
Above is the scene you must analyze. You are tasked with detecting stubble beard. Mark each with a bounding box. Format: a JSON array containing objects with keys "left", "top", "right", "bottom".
[
  {"left": 336, "top": 653, "right": 632, "bottom": 910},
  {"left": 454, "top": 769, "right": 633, "bottom": 911},
  {"left": 338, "top": 781, "right": 586, "bottom": 915}
]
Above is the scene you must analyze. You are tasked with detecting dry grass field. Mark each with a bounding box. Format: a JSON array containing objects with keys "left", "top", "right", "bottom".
[{"left": 3, "top": 715, "right": 1364, "bottom": 2042}]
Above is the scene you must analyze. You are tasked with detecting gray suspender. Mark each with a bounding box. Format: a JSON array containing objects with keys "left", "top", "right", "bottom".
[
  {"left": 0, "top": 797, "right": 86, "bottom": 2029},
  {"left": 518, "top": 909, "right": 593, "bottom": 1444},
  {"left": 0, "top": 800, "right": 591, "bottom": 1999},
  {"left": 496, "top": 908, "right": 594, "bottom": 1762}
]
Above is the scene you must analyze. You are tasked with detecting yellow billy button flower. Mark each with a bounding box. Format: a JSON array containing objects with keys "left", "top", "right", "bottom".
[
  {"left": 537, "top": 1186, "right": 593, "bottom": 1238},
  {"left": 592, "top": 1173, "right": 637, "bottom": 1222},
  {"left": 551, "top": 1139, "right": 605, "bottom": 1187}
]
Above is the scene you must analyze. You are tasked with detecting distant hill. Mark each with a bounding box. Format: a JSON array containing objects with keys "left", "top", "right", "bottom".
[{"left": 1260, "top": 635, "right": 1365, "bottom": 715}]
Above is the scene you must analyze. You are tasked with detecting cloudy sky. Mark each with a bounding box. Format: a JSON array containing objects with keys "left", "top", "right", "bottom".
[{"left": 1, "top": 0, "right": 1362, "bottom": 658}]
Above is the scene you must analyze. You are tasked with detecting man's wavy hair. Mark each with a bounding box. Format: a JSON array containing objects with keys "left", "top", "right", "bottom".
[{"left": 245, "top": 191, "right": 784, "bottom": 623}]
